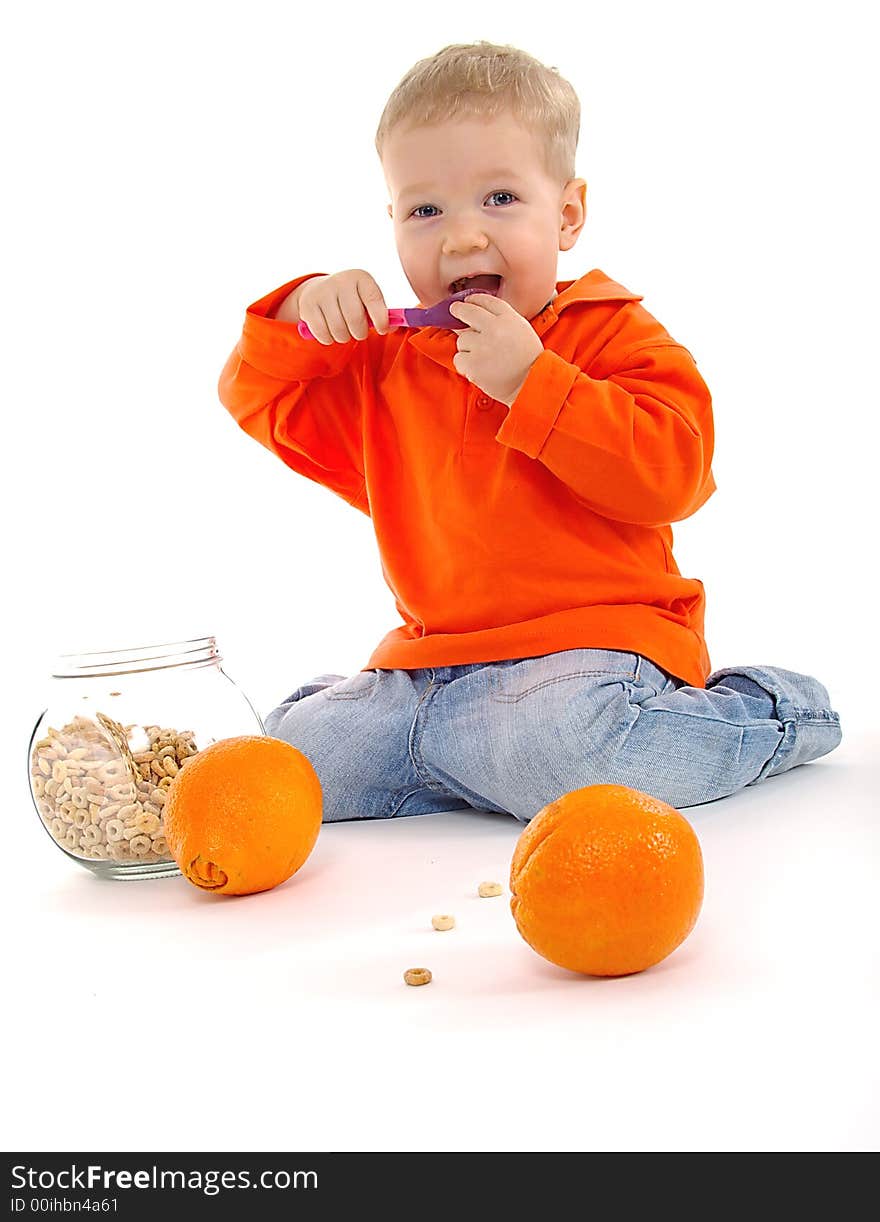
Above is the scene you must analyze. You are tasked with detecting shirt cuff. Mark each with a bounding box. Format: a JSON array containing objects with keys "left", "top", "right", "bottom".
[
  {"left": 494, "top": 349, "right": 581, "bottom": 458},
  {"left": 239, "top": 273, "right": 358, "bottom": 380}
]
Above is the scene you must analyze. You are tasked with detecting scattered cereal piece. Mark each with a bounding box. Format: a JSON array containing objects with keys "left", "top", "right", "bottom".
[
  {"left": 403, "top": 968, "right": 432, "bottom": 987},
  {"left": 478, "top": 881, "right": 503, "bottom": 898},
  {"left": 431, "top": 914, "right": 455, "bottom": 931}
]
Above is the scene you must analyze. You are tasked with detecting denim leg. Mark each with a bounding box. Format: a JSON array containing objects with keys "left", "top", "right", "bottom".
[
  {"left": 589, "top": 660, "right": 844, "bottom": 809},
  {"left": 705, "top": 664, "right": 843, "bottom": 782},
  {"left": 418, "top": 651, "right": 843, "bottom": 820},
  {"left": 263, "top": 669, "right": 474, "bottom": 822},
  {"left": 418, "top": 650, "right": 651, "bottom": 819},
  {"left": 264, "top": 675, "right": 348, "bottom": 734},
  {"left": 597, "top": 660, "right": 843, "bottom": 808}
]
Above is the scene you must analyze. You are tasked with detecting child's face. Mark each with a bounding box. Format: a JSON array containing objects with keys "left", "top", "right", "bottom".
[{"left": 382, "top": 112, "right": 586, "bottom": 320}]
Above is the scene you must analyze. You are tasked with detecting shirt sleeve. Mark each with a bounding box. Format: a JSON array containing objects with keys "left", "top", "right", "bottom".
[
  {"left": 494, "top": 342, "right": 716, "bottom": 526},
  {"left": 217, "top": 274, "right": 369, "bottom": 513}
]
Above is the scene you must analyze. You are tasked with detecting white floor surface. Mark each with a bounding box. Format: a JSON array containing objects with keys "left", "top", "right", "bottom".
[{"left": 4, "top": 727, "right": 878, "bottom": 1154}]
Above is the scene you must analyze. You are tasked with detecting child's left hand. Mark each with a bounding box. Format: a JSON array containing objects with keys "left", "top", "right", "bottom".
[{"left": 448, "top": 294, "right": 544, "bottom": 407}]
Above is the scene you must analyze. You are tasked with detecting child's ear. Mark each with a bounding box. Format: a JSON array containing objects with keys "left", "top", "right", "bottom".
[
  {"left": 559, "top": 178, "right": 587, "bottom": 250},
  {"left": 386, "top": 203, "right": 393, "bottom": 220}
]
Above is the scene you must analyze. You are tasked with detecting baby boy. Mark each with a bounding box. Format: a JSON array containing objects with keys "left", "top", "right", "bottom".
[{"left": 218, "top": 40, "right": 841, "bottom": 823}]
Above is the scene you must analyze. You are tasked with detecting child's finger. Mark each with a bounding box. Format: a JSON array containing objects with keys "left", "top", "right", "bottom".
[
  {"left": 339, "top": 286, "right": 371, "bottom": 341},
  {"left": 357, "top": 276, "right": 390, "bottom": 335},
  {"left": 448, "top": 300, "right": 483, "bottom": 330},
  {"left": 320, "top": 298, "right": 357, "bottom": 344},
  {"left": 300, "top": 308, "right": 334, "bottom": 345}
]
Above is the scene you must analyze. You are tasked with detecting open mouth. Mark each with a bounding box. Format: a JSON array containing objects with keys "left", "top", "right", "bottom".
[{"left": 447, "top": 273, "right": 503, "bottom": 295}]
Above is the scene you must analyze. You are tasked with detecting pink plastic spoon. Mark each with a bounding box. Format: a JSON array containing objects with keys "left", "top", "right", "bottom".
[{"left": 296, "top": 286, "right": 490, "bottom": 341}]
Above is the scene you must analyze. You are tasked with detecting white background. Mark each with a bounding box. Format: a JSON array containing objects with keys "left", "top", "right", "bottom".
[{"left": 3, "top": 0, "right": 877, "bottom": 1155}]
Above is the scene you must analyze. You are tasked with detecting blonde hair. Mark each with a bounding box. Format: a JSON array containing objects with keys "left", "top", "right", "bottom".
[{"left": 375, "top": 41, "right": 580, "bottom": 186}]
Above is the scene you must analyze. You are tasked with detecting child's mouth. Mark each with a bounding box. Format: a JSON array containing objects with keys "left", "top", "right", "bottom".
[{"left": 446, "top": 273, "right": 503, "bottom": 296}]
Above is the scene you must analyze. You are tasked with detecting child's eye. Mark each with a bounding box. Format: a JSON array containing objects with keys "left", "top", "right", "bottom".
[{"left": 409, "top": 192, "right": 517, "bottom": 219}]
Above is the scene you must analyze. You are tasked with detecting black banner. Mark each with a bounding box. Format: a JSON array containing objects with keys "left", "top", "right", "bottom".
[{"left": 1, "top": 1151, "right": 866, "bottom": 1218}]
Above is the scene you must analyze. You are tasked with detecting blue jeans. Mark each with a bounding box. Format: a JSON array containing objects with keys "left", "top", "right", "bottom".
[{"left": 263, "top": 650, "right": 843, "bottom": 823}]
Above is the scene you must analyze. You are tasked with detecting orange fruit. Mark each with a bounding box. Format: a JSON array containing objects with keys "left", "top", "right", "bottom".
[
  {"left": 510, "top": 784, "right": 703, "bottom": 976},
  {"left": 164, "top": 735, "right": 322, "bottom": 896}
]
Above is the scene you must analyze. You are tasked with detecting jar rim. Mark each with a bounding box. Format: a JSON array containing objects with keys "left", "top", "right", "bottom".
[{"left": 52, "top": 636, "right": 220, "bottom": 678}]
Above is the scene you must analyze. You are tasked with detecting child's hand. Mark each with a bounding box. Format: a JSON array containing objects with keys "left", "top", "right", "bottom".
[
  {"left": 298, "top": 270, "right": 390, "bottom": 344},
  {"left": 448, "top": 294, "right": 544, "bottom": 407}
]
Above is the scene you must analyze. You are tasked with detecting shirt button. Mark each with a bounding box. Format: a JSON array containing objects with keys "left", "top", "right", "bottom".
[{"left": 476, "top": 396, "right": 492, "bottom": 410}]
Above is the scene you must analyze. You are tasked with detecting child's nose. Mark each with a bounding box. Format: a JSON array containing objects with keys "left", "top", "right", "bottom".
[{"left": 442, "top": 225, "right": 491, "bottom": 255}]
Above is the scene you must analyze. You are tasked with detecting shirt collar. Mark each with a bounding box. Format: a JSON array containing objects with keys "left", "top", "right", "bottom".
[{"left": 407, "top": 268, "right": 643, "bottom": 368}]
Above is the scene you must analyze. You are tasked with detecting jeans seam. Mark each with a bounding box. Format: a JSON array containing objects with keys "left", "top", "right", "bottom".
[
  {"left": 624, "top": 705, "right": 781, "bottom": 728},
  {"left": 323, "top": 671, "right": 378, "bottom": 701},
  {"left": 384, "top": 785, "right": 432, "bottom": 819},
  {"left": 756, "top": 721, "right": 797, "bottom": 780},
  {"left": 408, "top": 681, "right": 447, "bottom": 790},
  {"left": 490, "top": 667, "right": 639, "bottom": 703}
]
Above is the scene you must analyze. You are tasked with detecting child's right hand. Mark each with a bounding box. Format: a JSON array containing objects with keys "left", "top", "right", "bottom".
[{"left": 297, "top": 270, "right": 390, "bottom": 344}]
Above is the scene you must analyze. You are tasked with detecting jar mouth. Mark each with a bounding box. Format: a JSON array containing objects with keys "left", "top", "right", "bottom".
[{"left": 52, "top": 636, "right": 220, "bottom": 678}]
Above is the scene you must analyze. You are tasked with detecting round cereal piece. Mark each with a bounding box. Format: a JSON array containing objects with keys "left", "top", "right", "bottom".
[
  {"left": 104, "top": 818, "right": 125, "bottom": 843},
  {"left": 108, "top": 782, "right": 135, "bottom": 803},
  {"left": 431, "top": 914, "right": 455, "bottom": 931},
  {"left": 135, "top": 811, "right": 161, "bottom": 836},
  {"left": 403, "top": 968, "right": 432, "bottom": 987},
  {"left": 478, "top": 881, "right": 503, "bottom": 898}
]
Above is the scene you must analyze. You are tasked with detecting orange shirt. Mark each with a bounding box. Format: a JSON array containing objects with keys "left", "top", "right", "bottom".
[{"left": 218, "top": 269, "right": 717, "bottom": 687}]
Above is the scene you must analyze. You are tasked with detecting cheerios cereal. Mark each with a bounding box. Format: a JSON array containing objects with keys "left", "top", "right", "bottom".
[{"left": 29, "top": 713, "right": 199, "bottom": 866}]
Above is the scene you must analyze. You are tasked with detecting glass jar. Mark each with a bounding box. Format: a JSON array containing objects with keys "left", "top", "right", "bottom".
[{"left": 27, "top": 636, "right": 265, "bottom": 880}]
